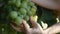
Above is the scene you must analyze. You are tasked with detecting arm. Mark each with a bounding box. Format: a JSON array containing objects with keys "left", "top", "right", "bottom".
[
  {"left": 44, "top": 22, "right": 60, "bottom": 34},
  {"left": 31, "top": 0, "right": 60, "bottom": 10}
]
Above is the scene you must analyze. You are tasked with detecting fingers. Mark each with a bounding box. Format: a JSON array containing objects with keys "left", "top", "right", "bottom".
[
  {"left": 30, "top": 16, "right": 41, "bottom": 28},
  {"left": 30, "top": 16, "right": 44, "bottom": 32},
  {"left": 22, "top": 20, "right": 30, "bottom": 31},
  {"left": 11, "top": 20, "right": 30, "bottom": 32},
  {"left": 10, "top": 23, "right": 22, "bottom": 32}
]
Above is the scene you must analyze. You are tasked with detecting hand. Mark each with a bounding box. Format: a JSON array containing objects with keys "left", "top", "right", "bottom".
[
  {"left": 11, "top": 17, "right": 60, "bottom": 34},
  {"left": 22, "top": 17, "right": 43, "bottom": 34},
  {"left": 10, "top": 17, "right": 43, "bottom": 34}
]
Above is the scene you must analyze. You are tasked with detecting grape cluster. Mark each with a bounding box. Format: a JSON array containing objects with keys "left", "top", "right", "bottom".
[{"left": 4, "top": 0, "right": 37, "bottom": 25}]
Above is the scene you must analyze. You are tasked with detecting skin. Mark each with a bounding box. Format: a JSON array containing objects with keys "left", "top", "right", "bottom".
[
  {"left": 31, "top": 0, "right": 60, "bottom": 10},
  {"left": 44, "top": 23, "right": 60, "bottom": 34}
]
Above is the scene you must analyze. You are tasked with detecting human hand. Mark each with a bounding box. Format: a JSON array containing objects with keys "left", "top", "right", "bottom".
[
  {"left": 11, "top": 17, "right": 60, "bottom": 34},
  {"left": 10, "top": 17, "right": 43, "bottom": 34}
]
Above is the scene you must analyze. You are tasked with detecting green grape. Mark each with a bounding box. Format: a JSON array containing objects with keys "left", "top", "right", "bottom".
[
  {"left": 28, "top": 2, "right": 35, "bottom": 6},
  {"left": 20, "top": 1, "right": 27, "bottom": 8},
  {"left": 15, "top": 17, "right": 23, "bottom": 25},
  {"left": 31, "top": 7, "right": 36, "bottom": 15},
  {"left": 19, "top": 15, "right": 24, "bottom": 18},
  {"left": 27, "top": 11, "right": 32, "bottom": 16},
  {"left": 9, "top": 11, "right": 18, "bottom": 19},
  {"left": 26, "top": 6, "right": 31, "bottom": 11},
  {"left": 24, "top": 16, "right": 29, "bottom": 21},
  {"left": 8, "top": 0, "right": 16, "bottom": 4},
  {"left": 32, "top": 6, "right": 37, "bottom": 10},
  {"left": 15, "top": 0, "right": 21, "bottom": 7},
  {"left": 12, "top": 0, "right": 16, "bottom": 4},
  {"left": 19, "top": 8, "right": 27, "bottom": 15},
  {"left": 18, "top": 12, "right": 24, "bottom": 18}
]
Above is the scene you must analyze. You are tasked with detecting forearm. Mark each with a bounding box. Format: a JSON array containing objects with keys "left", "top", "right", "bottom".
[
  {"left": 31, "top": 0, "right": 60, "bottom": 10},
  {"left": 44, "top": 23, "right": 60, "bottom": 34}
]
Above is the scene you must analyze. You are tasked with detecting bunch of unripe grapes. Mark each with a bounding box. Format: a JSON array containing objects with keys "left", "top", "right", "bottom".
[{"left": 4, "top": 0, "right": 37, "bottom": 25}]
